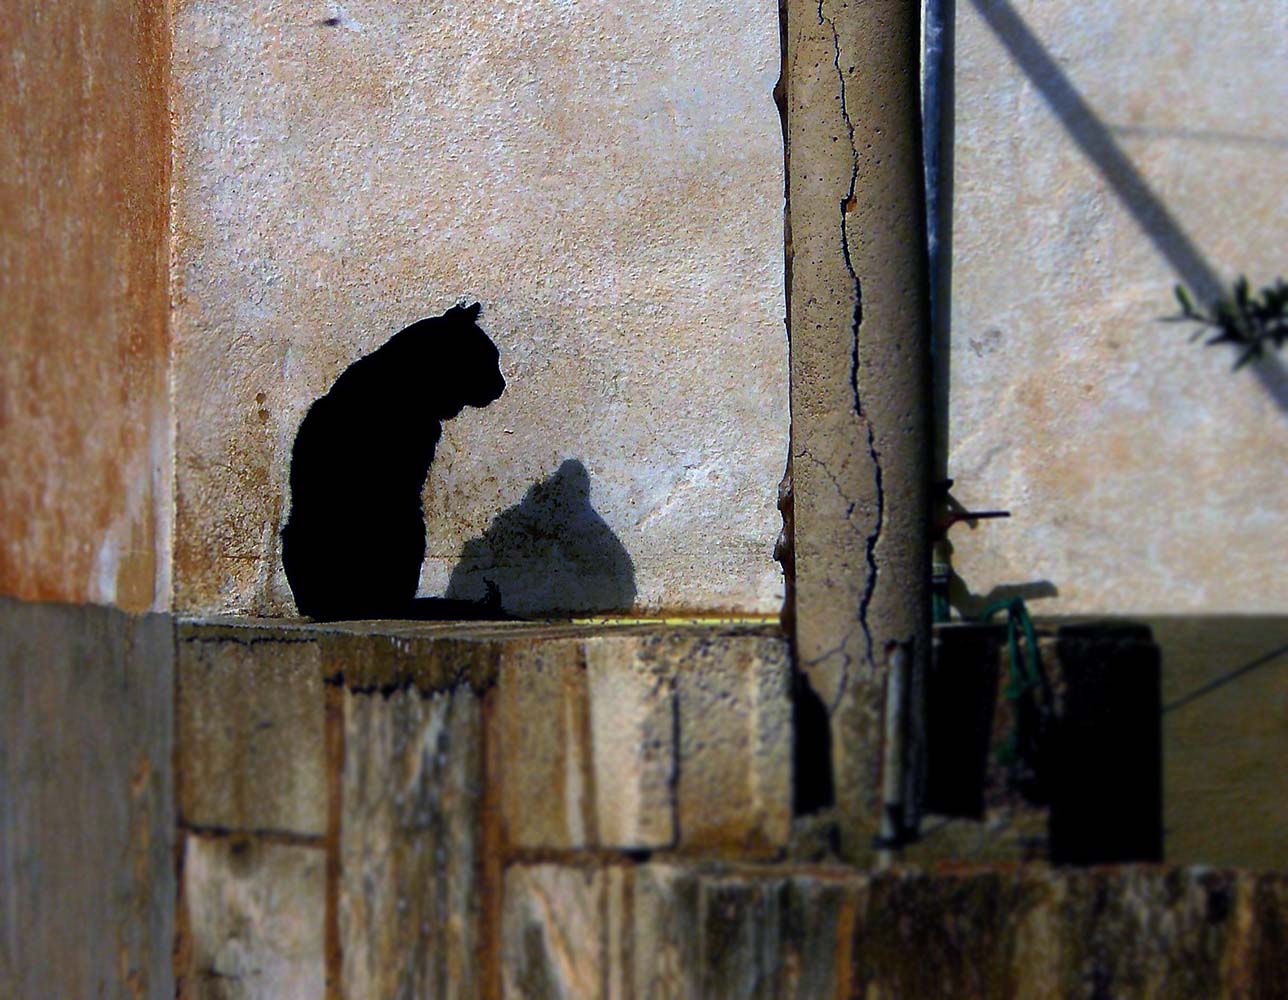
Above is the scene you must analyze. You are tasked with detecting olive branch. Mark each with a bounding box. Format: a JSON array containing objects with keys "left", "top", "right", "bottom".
[{"left": 1172, "top": 277, "right": 1288, "bottom": 369}]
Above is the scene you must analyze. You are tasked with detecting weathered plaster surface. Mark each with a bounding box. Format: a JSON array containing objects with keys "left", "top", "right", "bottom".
[
  {"left": 0, "top": 0, "right": 172, "bottom": 612},
  {"left": 785, "top": 0, "right": 930, "bottom": 859},
  {"left": 946, "top": 1, "right": 1288, "bottom": 615},
  {"left": 0, "top": 598, "right": 175, "bottom": 999},
  {"left": 170, "top": 0, "right": 787, "bottom": 617}
]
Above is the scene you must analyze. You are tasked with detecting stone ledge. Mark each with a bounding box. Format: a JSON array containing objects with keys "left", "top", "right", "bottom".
[
  {"left": 176, "top": 620, "right": 793, "bottom": 850},
  {"left": 177, "top": 617, "right": 780, "bottom": 693}
]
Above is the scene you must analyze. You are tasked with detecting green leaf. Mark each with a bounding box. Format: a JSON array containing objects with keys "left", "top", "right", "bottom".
[{"left": 1233, "top": 345, "right": 1259, "bottom": 369}]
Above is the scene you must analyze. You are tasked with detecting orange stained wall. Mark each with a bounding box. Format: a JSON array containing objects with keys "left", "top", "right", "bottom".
[{"left": 0, "top": 1, "right": 172, "bottom": 611}]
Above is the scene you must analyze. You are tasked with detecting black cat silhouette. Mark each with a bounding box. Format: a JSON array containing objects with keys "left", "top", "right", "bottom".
[{"left": 281, "top": 303, "right": 506, "bottom": 621}]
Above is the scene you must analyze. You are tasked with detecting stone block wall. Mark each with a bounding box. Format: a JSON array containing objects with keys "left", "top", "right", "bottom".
[
  {"left": 173, "top": 620, "right": 792, "bottom": 997},
  {"left": 503, "top": 865, "right": 1288, "bottom": 999},
  {"left": 167, "top": 617, "right": 1288, "bottom": 999}
]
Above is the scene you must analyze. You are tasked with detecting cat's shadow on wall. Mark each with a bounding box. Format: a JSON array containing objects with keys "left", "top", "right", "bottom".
[{"left": 440, "top": 458, "right": 637, "bottom": 619}]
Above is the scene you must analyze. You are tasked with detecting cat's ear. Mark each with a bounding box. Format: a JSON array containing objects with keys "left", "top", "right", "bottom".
[{"left": 447, "top": 301, "right": 482, "bottom": 323}]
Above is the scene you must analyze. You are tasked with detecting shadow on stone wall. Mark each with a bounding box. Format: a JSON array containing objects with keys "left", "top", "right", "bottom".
[
  {"left": 941, "top": 534, "right": 1059, "bottom": 619},
  {"left": 442, "top": 458, "right": 636, "bottom": 618}
]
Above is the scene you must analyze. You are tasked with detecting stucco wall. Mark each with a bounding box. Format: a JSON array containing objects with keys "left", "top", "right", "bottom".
[
  {"left": 0, "top": 0, "right": 172, "bottom": 612},
  {"left": 945, "top": 0, "right": 1288, "bottom": 614},
  {"left": 170, "top": 0, "right": 788, "bottom": 617}
]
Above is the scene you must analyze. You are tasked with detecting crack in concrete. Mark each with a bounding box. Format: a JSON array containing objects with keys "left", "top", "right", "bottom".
[
  {"left": 794, "top": 447, "right": 864, "bottom": 538},
  {"left": 824, "top": 8, "right": 885, "bottom": 681},
  {"left": 800, "top": 637, "right": 852, "bottom": 714},
  {"left": 796, "top": 443, "right": 865, "bottom": 713},
  {"left": 857, "top": 424, "right": 884, "bottom": 674}
]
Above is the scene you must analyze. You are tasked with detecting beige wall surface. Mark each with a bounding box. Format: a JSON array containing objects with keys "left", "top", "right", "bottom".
[
  {"left": 946, "top": 1, "right": 1288, "bottom": 615},
  {"left": 0, "top": 1, "right": 172, "bottom": 612},
  {"left": 170, "top": 0, "right": 787, "bottom": 617}
]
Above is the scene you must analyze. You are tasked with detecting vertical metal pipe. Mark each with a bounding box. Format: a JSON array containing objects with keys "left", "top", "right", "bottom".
[
  {"left": 877, "top": 642, "right": 910, "bottom": 869},
  {"left": 923, "top": 0, "right": 956, "bottom": 484}
]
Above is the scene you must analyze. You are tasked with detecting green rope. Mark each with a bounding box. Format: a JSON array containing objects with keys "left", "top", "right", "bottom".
[
  {"left": 932, "top": 586, "right": 951, "bottom": 624},
  {"left": 978, "top": 597, "right": 1048, "bottom": 775}
]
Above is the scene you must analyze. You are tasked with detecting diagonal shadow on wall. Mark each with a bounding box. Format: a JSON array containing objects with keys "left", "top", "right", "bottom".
[
  {"left": 946, "top": 0, "right": 1288, "bottom": 413},
  {"left": 1163, "top": 640, "right": 1288, "bottom": 714}
]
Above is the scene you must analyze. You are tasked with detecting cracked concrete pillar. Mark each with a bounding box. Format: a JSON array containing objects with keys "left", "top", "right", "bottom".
[{"left": 785, "top": 0, "right": 931, "bottom": 861}]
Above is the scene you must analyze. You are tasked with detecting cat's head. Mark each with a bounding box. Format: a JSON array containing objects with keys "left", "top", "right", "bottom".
[{"left": 438, "top": 302, "right": 506, "bottom": 413}]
